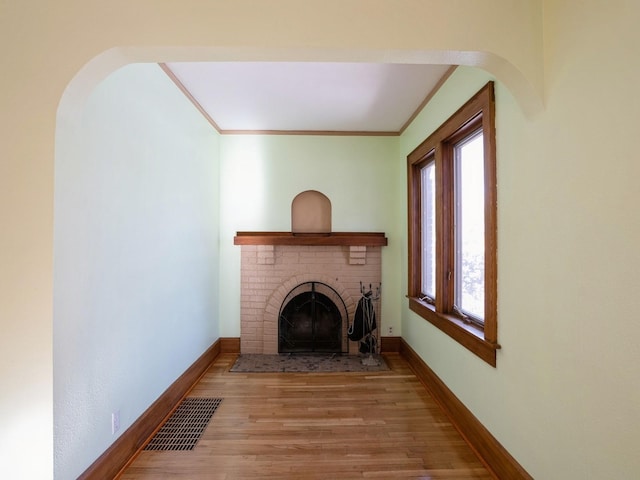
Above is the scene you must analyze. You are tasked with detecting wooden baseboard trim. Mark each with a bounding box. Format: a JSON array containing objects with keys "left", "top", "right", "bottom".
[
  {"left": 78, "top": 339, "right": 223, "bottom": 480},
  {"left": 380, "top": 336, "right": 401, "bottom": 352},
  {"left": 399, "top": 339, "right": 532, "bottom": 480},
  {"left": 220, "top": 337, "right": 240, "bottom": 353}
]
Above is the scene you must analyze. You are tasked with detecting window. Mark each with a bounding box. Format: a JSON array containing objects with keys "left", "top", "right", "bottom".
[
  {"left": 421, "top": 159, "right": 436, "bottom": 300},
  {"left": 407, "top": 82, "right": 499, "bottom": 366},
  {"left": 454, "top": 130, "right": 485, "bottom": 323}
]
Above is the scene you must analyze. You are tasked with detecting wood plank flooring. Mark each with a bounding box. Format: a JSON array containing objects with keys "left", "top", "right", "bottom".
[{"left": 119, "top": 354, "right": 494, "bottom": 479}]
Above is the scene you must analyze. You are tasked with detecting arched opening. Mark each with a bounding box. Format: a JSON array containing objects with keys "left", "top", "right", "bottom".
[
  {"left": 291, "top": 190, "right": 332, "bottom": 234},
  {"left": 52, "top": 46, "right": 542, "bottom": 479}
]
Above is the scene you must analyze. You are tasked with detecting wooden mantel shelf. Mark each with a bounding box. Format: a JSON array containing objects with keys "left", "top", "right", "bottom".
[{"left": 234, "top": 231, "right": 388, "bottom": 247}]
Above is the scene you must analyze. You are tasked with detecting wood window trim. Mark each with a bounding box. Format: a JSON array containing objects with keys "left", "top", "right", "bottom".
[{"left": 407, "top": 82, "right": 499, "bottom": 367}]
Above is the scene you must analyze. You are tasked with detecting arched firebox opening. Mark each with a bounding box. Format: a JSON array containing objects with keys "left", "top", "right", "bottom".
[{"left": 278, "top": 281, "right": 348, "bottom": 354}]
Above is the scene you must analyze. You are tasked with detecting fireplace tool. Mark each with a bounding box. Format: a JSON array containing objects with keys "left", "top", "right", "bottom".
[{"left": 348, "top": 282, "right": 381, "bottom": 366}]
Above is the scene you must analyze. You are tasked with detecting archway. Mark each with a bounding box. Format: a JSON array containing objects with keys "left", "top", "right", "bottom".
[{"left": 52, "top": 48, "right": 543, "bottom": 480}]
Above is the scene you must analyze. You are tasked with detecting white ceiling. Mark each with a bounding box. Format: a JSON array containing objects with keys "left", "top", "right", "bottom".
[{"left": 164, "top": 62, "right": 453, "bottom": 134}]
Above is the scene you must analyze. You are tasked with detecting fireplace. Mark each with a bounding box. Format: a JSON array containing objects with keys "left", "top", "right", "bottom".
[
  {"left": 234, "top": 237, "right": 386, "bottom": 354},
  {"left": 279, "top": 281, "right": 348, "bottom": 354}
]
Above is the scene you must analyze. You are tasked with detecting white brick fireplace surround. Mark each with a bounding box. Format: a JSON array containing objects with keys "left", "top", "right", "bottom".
[{"left": 234, "top": 232, "right": 387, "bottom": 354}]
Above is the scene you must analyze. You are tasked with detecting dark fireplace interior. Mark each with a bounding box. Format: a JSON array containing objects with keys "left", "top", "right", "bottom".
[{"left": 278, "top": 282, "right": 346, "bottom": 354}]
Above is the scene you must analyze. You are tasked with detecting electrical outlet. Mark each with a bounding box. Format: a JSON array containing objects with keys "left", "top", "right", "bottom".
[
  {"left": 387, "top": 326, "right": 393, "bottom": 335},
  {"left": 111, "top": 410, "right": 120, "bottom": 435}
]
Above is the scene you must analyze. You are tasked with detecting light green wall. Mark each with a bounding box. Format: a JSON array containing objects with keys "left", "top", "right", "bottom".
[
  {"left": 53, "top": 64, "right": 221, "bottom": 479},
  {"left": 218, "top": 135, "right": 403, "bottom": 337},
  {"left": 399, "top": 7, "right": 640, "bottom": 473}
]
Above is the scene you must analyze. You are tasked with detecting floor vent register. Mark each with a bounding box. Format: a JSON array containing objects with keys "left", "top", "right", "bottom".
[{"left": 144, "top": 397, "right": 222, "bottom": 451}]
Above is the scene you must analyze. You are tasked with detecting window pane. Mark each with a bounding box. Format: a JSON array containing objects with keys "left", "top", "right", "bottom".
[
  {"left": 454, "top": 132, "right": 484, "bottom": 320},
  {"left": 421, "top": 161, "right": 436, "bottom": 299}
]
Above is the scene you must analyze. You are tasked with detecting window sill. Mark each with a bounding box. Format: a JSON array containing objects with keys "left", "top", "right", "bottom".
[{"left": 408, "top": 297, "right": 499, "bottom": 367}]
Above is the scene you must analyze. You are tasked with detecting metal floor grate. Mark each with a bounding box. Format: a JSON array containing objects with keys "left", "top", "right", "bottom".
[{"left": 144, "top": 397, "right": 222, "bottom": 451}]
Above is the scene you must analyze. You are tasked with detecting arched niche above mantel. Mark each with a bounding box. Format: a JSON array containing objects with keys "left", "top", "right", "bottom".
[{"left": 291, "top": 190, "right": 332, "bottom": 234}]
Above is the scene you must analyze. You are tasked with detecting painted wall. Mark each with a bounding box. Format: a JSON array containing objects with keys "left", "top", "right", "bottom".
[
  {"left": 218, "top": 135, "right": 402, "bottom": 338},
  {"left": 17, "top": 1, "right": 640, "bottom": 478},
  {"left": 399, "top": 3, "right": 640, "bottom": 475},
  {"left": 53, "top": 63, "right": 221, "bottom": 479}
]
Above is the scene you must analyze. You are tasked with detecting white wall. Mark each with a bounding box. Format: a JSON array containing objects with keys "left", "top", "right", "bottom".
[
  {"left": 53, "top": 63, "right": 221, "bottom": 479},
  {"left": 218, "top": 135, "right": 402, "bottom": 338},
  {"left": 399, "top": 7, "right": 640, "bottom": 474}
]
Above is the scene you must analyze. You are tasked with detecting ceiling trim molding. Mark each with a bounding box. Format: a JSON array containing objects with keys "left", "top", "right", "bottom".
[
  {"left": 220, "top": 129, "right": 398, "bottom": 137},
  {"left": 159, "top": 63, "right": 223, "bottom": 133}
]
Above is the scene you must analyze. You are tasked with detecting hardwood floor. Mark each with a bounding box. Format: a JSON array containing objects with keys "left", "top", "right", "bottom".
[{"left": 119, "top": 354, "right": 494, "bottom": 479}]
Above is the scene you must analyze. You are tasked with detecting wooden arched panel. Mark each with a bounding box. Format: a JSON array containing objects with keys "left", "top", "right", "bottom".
[{"left": 291, "top": 190, "right": 332, "bottom": 234}]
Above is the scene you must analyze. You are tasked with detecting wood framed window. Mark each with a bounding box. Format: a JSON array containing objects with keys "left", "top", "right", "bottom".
[{"left": 407, "top": 82, "right": 499, "bottom": 366}]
